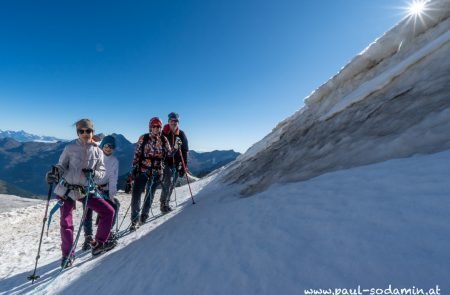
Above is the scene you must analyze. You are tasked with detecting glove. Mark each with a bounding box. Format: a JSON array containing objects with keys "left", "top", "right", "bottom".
[
  {"left": 82, "top": 168, "right": 95, "bottom": 178},
  {"left": 45, "top": 166, "right": 60, "bottom": 184},
  {"left": 173, "top": 137, "right": 182, "bottom": 151}
]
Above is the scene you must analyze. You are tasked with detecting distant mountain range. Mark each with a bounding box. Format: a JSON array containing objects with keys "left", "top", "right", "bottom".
[
  {"left": 189, "top": 150, "right": 240, "bottom": 177},
  {"left": 0, "top": 131, "right": 239, "bottom": 198},
  {"left": 0, "top": 130, "right": 66, "bottom": 143}
]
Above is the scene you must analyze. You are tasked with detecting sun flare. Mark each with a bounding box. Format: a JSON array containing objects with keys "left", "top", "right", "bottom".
[{"left": 408, "top": 1, "right": 426, "bottom": 16}]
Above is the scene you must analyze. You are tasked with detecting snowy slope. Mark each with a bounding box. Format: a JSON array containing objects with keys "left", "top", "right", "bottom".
[
  {"left": 224, "top": 0, "right": 450, "bottom": 195},
  {"left": 0, "top": 176, "right": 212, "bottom": 294},
  {"left": 0, "top": 195, "right": 41, "bottom": 213},
  {"left": 1, "top": 149, "right": 449, "bottom": 294}
]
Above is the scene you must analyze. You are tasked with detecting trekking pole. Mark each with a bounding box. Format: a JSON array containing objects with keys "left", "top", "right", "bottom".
[
  {"left": 115, "top": 204, "right": 120, "bottom": 233},
  {"left": 179, "top": 150, "right": 195, "bottom": 204},
  {"left": 118, "top": 175, "right": 134, "bottom": 231},
  {"left": 118, "top": 202, "right": 131, "bottom": 231},
  {"left": 27, "top": 166, "right": 57, "bottom": 283}
]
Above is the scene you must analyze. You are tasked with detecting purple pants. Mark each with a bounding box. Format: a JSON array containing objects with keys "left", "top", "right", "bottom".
[{"left": 59, "top": 196, "right": 114, "bottom": 257}]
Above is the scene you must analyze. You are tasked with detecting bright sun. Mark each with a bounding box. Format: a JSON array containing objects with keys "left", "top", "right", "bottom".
[{"left": 408, "top": 1, "right": 426, "bottom": 16}]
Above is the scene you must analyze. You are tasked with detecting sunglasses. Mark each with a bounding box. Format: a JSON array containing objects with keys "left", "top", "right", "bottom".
[
  {"left": 77, "top": 129, "right": 93, "bottom": 134},
  {"left": 169, "top": 119, "right": 179, "bottom": 123},
  {"left": 151, "top": 125, "right": 162, "bottom": 129},
  {"left": 103, "top": 144, "right": 115, "bottom": 149}
]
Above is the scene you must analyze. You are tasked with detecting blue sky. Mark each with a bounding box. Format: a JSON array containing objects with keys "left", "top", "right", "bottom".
[{"left": 0, "top": 0, "right": 410, "bottom": 152}]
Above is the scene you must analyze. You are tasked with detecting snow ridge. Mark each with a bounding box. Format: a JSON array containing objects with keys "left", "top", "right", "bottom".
[{"left": 224, "top": 0, "right": 450, "bottom": 195}]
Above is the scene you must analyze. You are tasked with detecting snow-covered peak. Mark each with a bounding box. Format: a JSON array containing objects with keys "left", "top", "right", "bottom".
[
  {"left": 305, "top": 0, "right": 450, "bottom": 121},
  {"left": 0, "top": 130, "right": 66, "bottom": 143}
]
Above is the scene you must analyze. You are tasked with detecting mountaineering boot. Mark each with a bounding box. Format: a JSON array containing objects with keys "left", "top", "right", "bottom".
[
  {"left": 91, "top": 239, "right": 117, "bottom": 256},
  {"left": 129, "top": 222, "right": 138, "bottom": 232},
  {"left": 140, "top": 214, "right": 149, "bottom": 224},
  {"left": 81, "top": 235, "right": 94, "bottom": 251},
  {"left": 160, "top": 204, "right": 169, "bottom": 214},
  {"left": 61, "top": 256, "right": 75, "bottom": 269},
  {"left": 161, "top": 203, "right": 172, "bottom": 214}
]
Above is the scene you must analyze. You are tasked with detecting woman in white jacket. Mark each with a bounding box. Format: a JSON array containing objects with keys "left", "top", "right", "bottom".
[
  {"left": 82, "top": 135, "right": 120, "bottom": 250},
  {"left": 45, "top": 119, "right": 116, "bottom": 268}
]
